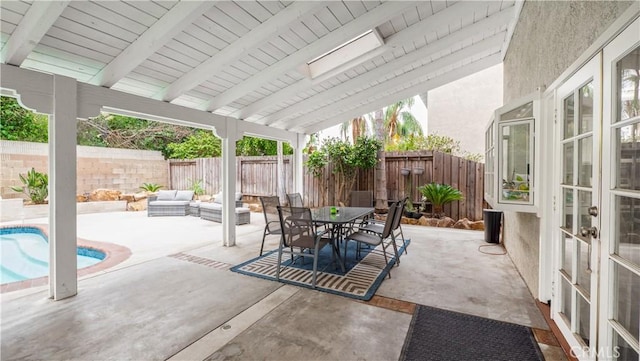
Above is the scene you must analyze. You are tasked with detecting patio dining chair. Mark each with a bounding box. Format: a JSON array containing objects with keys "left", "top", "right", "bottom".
[
  {"left": 259, "top": 196, "right": 282, "bottom": 256},
  {"left": 286, "top": 193, "right": 303, "bottom": 207},
  {"left": 359, "top": 197, "right": 408, "bottom": 258},
  {"left": 276, "top": 206, "right": 336, "bottom": 288},
  {"left": 346, "top": 201, "right": 400, "bottom": 278}
]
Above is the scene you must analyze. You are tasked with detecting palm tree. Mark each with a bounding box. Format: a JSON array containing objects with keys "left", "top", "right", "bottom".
[
  {"left": 339, "top": 116, "right": 369, "bottom": 144},
  {"left": 383, "top": 98, "right": 423, "bottom": 142},
  {"left": 371, "top": 109, "right": 388, "bottom": 212}
]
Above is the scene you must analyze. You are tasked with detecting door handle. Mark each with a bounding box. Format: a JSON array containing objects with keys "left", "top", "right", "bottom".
[
  {"left": 580, "top": 226, "right": 598, "bottom": 238},
  {"left": 588, "top": 206, "right": 598, "bottom": 217}
]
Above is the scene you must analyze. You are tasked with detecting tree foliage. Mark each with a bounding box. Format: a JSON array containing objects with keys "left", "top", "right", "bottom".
[
  {"left": 165, "top": 131, "right": 221, "bottom": 159},
  {"left": 236, "top": 136, "right": 293, "bottom": 156},
  {"left": 306, "top": 136, "right": 381, "bottom": 205},
  {"left": 0, "top": 97, "right": 48, "bottom": 142}
]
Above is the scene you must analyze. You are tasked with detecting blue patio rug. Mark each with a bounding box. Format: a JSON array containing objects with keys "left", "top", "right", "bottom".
[
  {"left": 400, "top": 304, "right": 544, "bottom": 361},
  {"left": 230, "top": 239, "right": 410, "bottom": 300}
]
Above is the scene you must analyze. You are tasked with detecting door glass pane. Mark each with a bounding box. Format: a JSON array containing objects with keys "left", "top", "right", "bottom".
[
  {"left": 616, "top": 45, "right": 640, "bottom": 123},
  {"left": 577, "top": 293, "right": 590, "bottom": 346},
  {"left": 577, "top": 240, "right": 591, "bottom": 295},
  {"left": 560, "top": 278, "right": 572, "bottom": 325},
  {"left": 615, "top": 196, "right": 640, "bottom": 267},
  {"left": 578, "top": 137, "right": 593, "bottom": 187},
  {"left": 563, "top": 142, "right": 574, "bottom": 184},
  {"left": 579, "top": 82, "right": 594, "bottom": 134},
  {"left": 613, "top": 329, "right": 639, "bottom": 361},
  {"left": 565, "top": 94, "right": 575, "bottom": 138},
  {"left": 578, "top": 191, "right": 592, "bottom": 233},
  {"left": 616, "top": 123, "right": 640, "bottom": 191},
  {"left": 563, "top": 189, "right": 574, "bottom": 231},
  {"left": 613, "top": 262, "right": 640, "bottom": 340},
  {"left": 562, "top": 233, "right": 573, "bottom": 276}
]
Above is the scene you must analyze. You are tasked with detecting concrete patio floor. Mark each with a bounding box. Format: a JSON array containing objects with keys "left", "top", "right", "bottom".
[{"left": 1, "top": 211, "right": 566, "bottom": 360}]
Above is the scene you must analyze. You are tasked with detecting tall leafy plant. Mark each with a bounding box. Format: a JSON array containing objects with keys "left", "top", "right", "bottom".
[
  {"left": 305, "top": 136, "right": 381, "bottom": 205},
  {"left": 417, "top": 183, "right": 463, "bottom": 218},
  {"left": 11, "top": 168, "right": 49, "bottom": 204}
]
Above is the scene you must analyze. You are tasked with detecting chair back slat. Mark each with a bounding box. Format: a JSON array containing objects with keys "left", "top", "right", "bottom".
[
  {"left": 381, "top": 201, "right": 398, "bottom": 238},
  {"left": 392, "top": 197, "right": 408, "bottom": 231},
  {"left": 260, "top": 196, "right": 281, "bottom": 231},
  {"left": 286, "top": 193, "right": 303, "bottom": 207}
]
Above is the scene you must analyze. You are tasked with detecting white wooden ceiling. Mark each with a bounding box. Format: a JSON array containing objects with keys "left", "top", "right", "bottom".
[{"left": 0, "top": 1, "right": 520, "bottom": 135}]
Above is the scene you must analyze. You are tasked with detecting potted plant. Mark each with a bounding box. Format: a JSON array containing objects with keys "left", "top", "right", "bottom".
[
  {"left": 417, "top": 183, "right": 463, "bottom": 218},
  {"left": 11, "top": 168, "right": 48, "bottom": 204},
  {"left": 139, "top": 183, "right": 163, "bottom": 193},
  {"left": 190, "top": 179, "right": 206, "bottom": 201}
]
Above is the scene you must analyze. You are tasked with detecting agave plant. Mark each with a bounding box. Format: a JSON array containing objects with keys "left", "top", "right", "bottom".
[
  {"left": 11, "top": 168, "right": 49, "bottom": 204},
  {"left": 139, "top": 183, "right": 163, "bottom": 192},
  {"left": 417, "top": 183, "right": 463, "bottom": 218}
]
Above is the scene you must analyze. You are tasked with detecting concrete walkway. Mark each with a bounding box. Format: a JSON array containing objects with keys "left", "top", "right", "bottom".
[{"left": 1, "top": 211, "right": 566, "bottom": 360}]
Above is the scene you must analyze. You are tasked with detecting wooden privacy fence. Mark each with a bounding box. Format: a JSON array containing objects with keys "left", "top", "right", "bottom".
[{"left": 169, "top": 151, "right": 484, "bottom": 220}]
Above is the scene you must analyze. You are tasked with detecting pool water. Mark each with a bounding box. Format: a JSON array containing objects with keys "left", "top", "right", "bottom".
[{"left": 0, "top": 227, "right": 105, "bottom": 284}]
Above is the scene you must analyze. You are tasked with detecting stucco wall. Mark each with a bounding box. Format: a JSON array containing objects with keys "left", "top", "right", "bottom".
[
  {"left": 502, "top": 1, "right": 633, "bottom": 298},
  {"left": 427, "top": 64, "right": 503, "bottom": 157},
  {"left": 0, "top": 140, "right": 168, "bottom": 199}
]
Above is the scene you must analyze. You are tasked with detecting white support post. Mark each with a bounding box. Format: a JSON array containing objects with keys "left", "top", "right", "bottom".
[
  {"left": 221, "top": 119, "right": 237, "bottom": 247},
  {"left": 48, "top": 75, "right": 78, "bottom": 300},
  {"left": 293, "top": 133, "right": 306, "bottom": 196},
  {"left": 276, "top": 141, "right": 286, "bottom": 205}
]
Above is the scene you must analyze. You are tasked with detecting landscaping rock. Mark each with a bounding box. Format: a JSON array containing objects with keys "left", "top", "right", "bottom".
[
  {"left": 120, "top": 194, "right": 135, "bottom": 202},
  {"left": 249, "top": 203, "right": 262, "bottom": 213},
  {"left": 453, "top": 218, "right": 472, "bottom": 230},
  {"left": 437, "top": 217, "right": 455, "bottom": 228},
  {"left": 89, "top": 189, "right": 121, "bottom": 202},
  {"left": 127, "top": 199, "right": 147, "bottom": 211},
  {"left": 426, "top": 218, "right": 439, "bottom": 227},
  {"left": 198, "top": 194, "right": 213, "bottom": 202},
  {"left": 76, "top": 194, "right": 88, "bottom": 202},
  {"left": 133, "top": 192, "right": 149, "bottom": 201},
  {"left": 470, "top": 221, "right": 485, "bottom": 231},
  {"left": 418, "top": 216, "right": 429, "bottom": 226}
]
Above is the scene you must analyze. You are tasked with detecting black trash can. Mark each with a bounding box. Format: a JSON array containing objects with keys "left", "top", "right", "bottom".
[{"left": 483, "top": 209, "right": 503, "bottom": 243}]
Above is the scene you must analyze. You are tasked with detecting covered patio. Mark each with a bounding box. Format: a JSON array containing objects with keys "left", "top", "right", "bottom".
[
  {"left": 1, "top": 212, "right": 563, "bottom": 360},
  {"left": 1, "top": 0, "right": 518, "bottom": 300}
]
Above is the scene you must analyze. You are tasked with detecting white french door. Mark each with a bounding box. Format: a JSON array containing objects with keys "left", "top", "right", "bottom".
[
  {"left": 555, "top": 54, "right": 602, "bottom": 361},
  {"left": 600, "top": 17, "right": 640, "bottom": 361},
  {"left": 553, "top": 17, "right": 640, "bottom": 361}
]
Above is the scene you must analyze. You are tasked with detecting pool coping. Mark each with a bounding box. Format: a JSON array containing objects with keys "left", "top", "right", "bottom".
[{"left": 1, "top": 224, "right": 131, "bottom": 293}]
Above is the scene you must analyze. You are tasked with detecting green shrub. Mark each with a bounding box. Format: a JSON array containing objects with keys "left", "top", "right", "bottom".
[
  {"left": 417, "top": 183, "right": 463, "bottom": 218},
  {"left": 139, "top": 183, "right": 163, "bottom": 192},
  {"left": 11, "top": 168, "right": 49, "bottom": 204}
]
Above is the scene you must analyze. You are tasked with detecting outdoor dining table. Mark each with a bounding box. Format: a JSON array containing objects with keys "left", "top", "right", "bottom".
[{"left": 311, "top": 206, "right": 374, "bottom": 271}]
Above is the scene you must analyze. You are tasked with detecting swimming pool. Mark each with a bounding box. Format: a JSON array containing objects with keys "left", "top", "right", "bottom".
[{"left": 0, "top": 227, "right": 106, "bottom": 284}]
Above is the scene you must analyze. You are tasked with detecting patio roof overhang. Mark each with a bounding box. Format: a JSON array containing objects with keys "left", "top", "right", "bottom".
[
  {"left": 0, "top": 1, "right": 522, "bottom": 300},
  {"left": 0, "top": 0, "right": 521, "bottom": 135}
]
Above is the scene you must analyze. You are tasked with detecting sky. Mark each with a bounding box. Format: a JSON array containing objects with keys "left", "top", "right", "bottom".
[{"left": 318, "top": 95, "right": 428, "bottom": 140}]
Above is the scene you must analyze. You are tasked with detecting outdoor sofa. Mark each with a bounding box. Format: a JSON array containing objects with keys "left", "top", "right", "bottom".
[
  {"left": 147, "top": 190, "right": 194, "bottom": 217},
  {"left": 200, "top": 192, "right": 250, "bottom": 225}
]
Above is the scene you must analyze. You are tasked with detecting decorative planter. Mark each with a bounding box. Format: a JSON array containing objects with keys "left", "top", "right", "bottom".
[
  {"left": 413, "top": 167, "right": 424, "bottom": 175},
  {"left": 400, "top": 168, "right": 411, "bottom": 176}
]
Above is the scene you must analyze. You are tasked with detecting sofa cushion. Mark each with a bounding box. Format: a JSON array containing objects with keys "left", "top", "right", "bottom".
[
  {"left": 175, "top": 190, "right": 194, "bottom": 201},
  {"left": 200, "top": 203, "right": 222, "bottom": 210},
  {"left": 235, "top": 192, "right": 243, "bottom": 201},
  {"left": 213, "top": 193, "right": 223, "bottom": 204},
  {"left": 157, "top": 190, "right": 177, "bottom": 201}
]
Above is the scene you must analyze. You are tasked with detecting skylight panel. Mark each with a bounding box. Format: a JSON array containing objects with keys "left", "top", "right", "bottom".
[{"left": 304, "top": 29, "right": 384, "bottom": 79}]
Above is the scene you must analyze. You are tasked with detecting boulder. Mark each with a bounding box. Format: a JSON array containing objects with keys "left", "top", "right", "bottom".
[
  {"left": 437, "top": 217, "right": 455, "bottom": 228},
  {"left": 133, "top": 192, "right": 149, "bottom": 201},
  {"left": 470, "top": 221, "right": 485, "bottom": 231},
  {"left": 418, "top": 216, "right": 429, "bottom": 226},
  {"left": 426, "top": 218, "right": 439, "bottom": 227},
  {"left": 249, "top": 203, "right": 262, "bottom": 213},
  {"left": 453, "top": 218, "right": 472, "bottom": 230},
  {"left": 199, "top": 194, "right": 213, "bottom": 202},
  {"left": 89, "top": 189, "right": 121, "bottom": 202},
  {"left": 119, "top": 194, "right": 135, "bottom": 202},
  {"left": 76, "top": 194, "right": 88, "bottom": 202},
  {"left": 127, "top": 199, "right": 147, "bottom": 211}
]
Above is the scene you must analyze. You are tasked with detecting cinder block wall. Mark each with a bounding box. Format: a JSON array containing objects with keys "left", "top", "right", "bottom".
[
  {"left": 501, "top": 0, "right": 633, "bottom": 299},
  {"left": 1, "top": 140, "right": 168, "bottom": 199}
]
